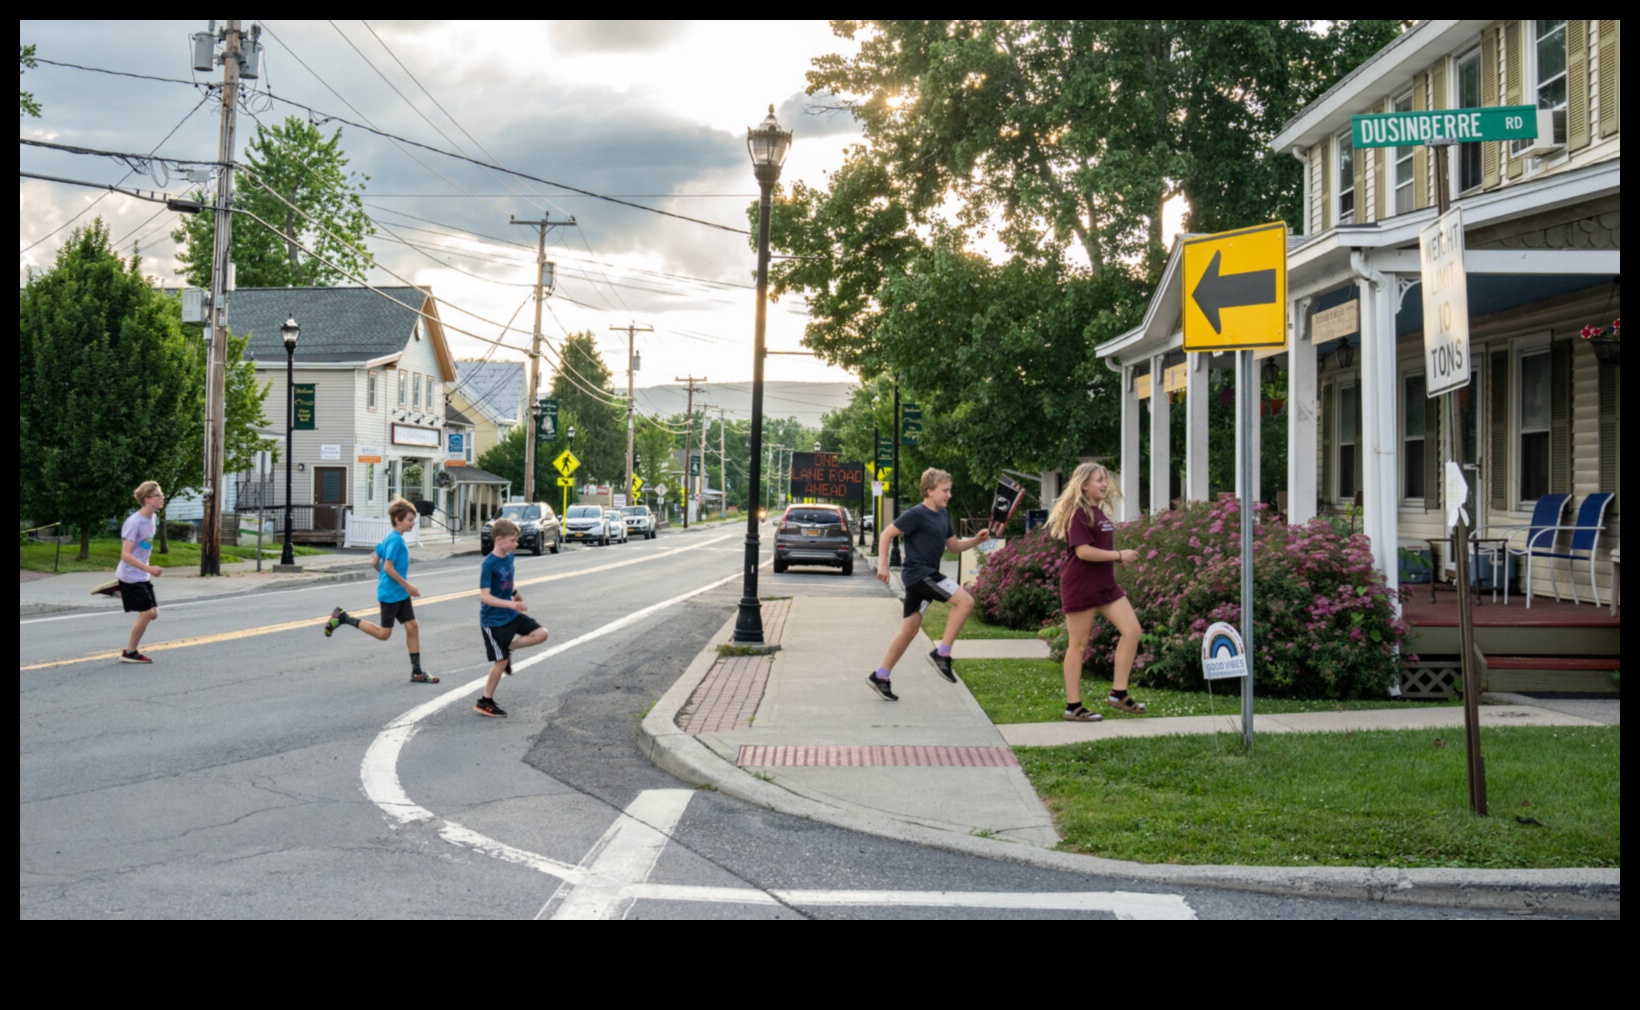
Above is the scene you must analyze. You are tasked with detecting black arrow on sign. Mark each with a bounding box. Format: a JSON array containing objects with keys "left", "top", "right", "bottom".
[{"left": 1191, "top": 249, "right": 1277, "bottom": 334}]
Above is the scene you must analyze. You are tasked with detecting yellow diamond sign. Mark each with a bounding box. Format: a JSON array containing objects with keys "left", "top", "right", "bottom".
[
  {"left": 552, "top": 449, "right": 581, "bottom": 477},
  {"left": 1182, "top": 221, "right": 1287, "bottom": 352}
]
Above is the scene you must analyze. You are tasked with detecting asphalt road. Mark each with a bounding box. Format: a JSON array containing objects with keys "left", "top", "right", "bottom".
[{"left": 20, "top": 529, "right": 1553, "bottom": 919}]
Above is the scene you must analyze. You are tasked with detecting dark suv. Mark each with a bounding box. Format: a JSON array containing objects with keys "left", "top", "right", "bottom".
[
  {"left": 481, "top": 502, "right": 562, "bottom": 556},
  {"left": 773, "top": 503, "right": 854, "bottom": 575}
]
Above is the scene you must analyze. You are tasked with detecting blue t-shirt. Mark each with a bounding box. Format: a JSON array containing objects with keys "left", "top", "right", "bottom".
[
  {"left": 893, "top": 503, "right": 955, "bottom": 586},
  {"left": 376, "top": 530, "right": 410, "bottom": 603},
  {"left": 479, "top": 551, "right": 517, "bottom": 628}
]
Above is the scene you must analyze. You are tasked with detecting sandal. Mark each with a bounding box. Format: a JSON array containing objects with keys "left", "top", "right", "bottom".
[
  {"left": 1106, "top": 695, "right": 1146, "bottom": 714},
  {"left": 411, "top": 671, "right": 441, "bottom": 684},
  {"left": 1063, "top": 705, "right": 1103, "bottom": 722}
]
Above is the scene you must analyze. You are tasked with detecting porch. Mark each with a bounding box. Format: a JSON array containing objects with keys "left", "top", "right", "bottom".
[{"left": 1402, "top": 587, "right": 1620, "bottom": 696}]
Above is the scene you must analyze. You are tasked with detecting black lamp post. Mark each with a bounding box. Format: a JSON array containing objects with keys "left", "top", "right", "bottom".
[
  {"left": 734, "top": 105, "right": 791, "bottom": 644},
  {"left": 279, "top": 316, "right": 299, "bottom": 567}
]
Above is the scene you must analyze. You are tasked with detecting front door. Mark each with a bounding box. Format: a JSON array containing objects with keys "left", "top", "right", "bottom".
[{"left": 314, "top": 466, "right": 348, "bottom": 531}]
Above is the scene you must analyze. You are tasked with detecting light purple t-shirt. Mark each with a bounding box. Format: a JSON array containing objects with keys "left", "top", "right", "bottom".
[{"left": 117, "top": 511, "right": 156, "bottom": 583}]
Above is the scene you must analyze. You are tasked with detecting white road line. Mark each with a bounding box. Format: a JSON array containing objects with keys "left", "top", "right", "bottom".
[
  {"left": 619, "top": 884, "right": 1197, "bottom": 919},
  {"left": 537, "top": 789, "right": 696, "bottom": 920}
]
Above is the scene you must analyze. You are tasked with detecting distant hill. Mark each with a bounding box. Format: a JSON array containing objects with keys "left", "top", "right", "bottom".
[{"left": 628, "top": 381, "right": 858, "bottom": 428}]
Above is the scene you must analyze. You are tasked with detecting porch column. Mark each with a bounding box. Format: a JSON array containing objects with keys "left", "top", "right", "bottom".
[
  {"left": 1185, "top": 350, "right": 1210, "bottom": 502},
  {"left": 1149, "top": 354, "right": 1171, "bottom": 512},
  {"left": 1356, "top": 265, "right": 1400, "bottom": 594},
  {"left": 1119, "top": 364, "right": 1142, "bottom": 522},
  {"left": 1288, "top": 298, "right": 1319, "bottom": 524}
]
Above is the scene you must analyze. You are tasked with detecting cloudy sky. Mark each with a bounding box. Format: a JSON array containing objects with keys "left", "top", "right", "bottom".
[{"left": 20, "top": 20, "right": 865, "bottom": 404}]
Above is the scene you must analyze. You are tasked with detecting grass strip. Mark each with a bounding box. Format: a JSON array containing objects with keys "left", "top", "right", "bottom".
[
  {"left": 920, "top": 601, "right": 1041, "bottom": 641},
  {"left": 1016, "top": 726, "right": 1619, "bottom": 868},
  {"left": 960, "top": 657, "right": 1458, "bottom": 723},
  {"left": 20, "top": 538, "right": 326, "bottom": 574}
]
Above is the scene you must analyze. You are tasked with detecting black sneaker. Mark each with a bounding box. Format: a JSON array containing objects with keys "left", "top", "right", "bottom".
[
  {"left": 474, "top": 696, "right": 508, "bottom": 718},
  {"left": 504, "top": 659, "right": 513, "bottom": 676},
  {"left": 929, "top": 648, "right": 957, "bottom": 683},
  {"left": 865, "top": 672, "right": 898, "bottom": 701},
  {"left": 324, "top": 607, "right": 345, "bottom": 638},
  {"left": 119, "top": 650, "right": 153, "bottom": 664}
]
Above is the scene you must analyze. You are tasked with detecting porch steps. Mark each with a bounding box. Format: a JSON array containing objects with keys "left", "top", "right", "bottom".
[{"left": 1481, "top": 655, "right": 1622, "bottom": 694}]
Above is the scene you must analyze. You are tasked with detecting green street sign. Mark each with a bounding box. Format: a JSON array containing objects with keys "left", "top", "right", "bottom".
[
  {"left": 689, "top": 456, "right": 701, "bottom": 476},
  {"left": 1351, "top": 105, "right": 1537, "bottom": 148},
  {"left": 876, "top": 436, "right": 894, "bottom": 468},
  {"left": 536, "top": 398, "right": 559, "bottom": 442},
  {"left": 901, "top": 403, "right": 922, "bottom": 447},
  {"left": 292, "top": 384, "right": 316, "bottom": 431}
]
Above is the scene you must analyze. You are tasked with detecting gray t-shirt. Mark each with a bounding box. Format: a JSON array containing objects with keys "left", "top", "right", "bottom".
[{"left": 893, "top": 503, "right": 954, "bottom": 586}]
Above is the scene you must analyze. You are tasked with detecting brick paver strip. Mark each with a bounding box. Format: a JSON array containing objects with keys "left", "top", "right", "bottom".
[
  {"left": 736, "top": 744, "right": 1019, "bottom": 768},
  {"left": 676, "top": 599, "right": 788, "bottom": 735}
]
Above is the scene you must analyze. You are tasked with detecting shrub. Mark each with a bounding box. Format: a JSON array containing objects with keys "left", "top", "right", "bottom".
[
  {"left": 969, "top": 528, "right": 1068, "bottom": 631},
  {"left": 993, "top": 499, "right": 1409, "bottom": 699}
]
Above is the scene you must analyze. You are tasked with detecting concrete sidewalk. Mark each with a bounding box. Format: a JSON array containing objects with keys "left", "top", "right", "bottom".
[{"left": 641, "top": 568, "right": 1621, "bottom": 916}]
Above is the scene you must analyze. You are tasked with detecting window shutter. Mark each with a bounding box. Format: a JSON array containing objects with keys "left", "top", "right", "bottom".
[
  {"left": 1412, "top": 71, "right": 1432, "bottom": 210},
  {"left": 1550, "top": 340, "right": 1573, "bottom": 495},
  {"left": 1483, "top": 29, "right": 1502, "bottom": 188},
  {"left": 1491, "top": 349, "right": 1510, "bottom": 511},
  {"left": 1569, "top": 21, "right": 1591, "bottom": 152},
  {"left": 1320, "top": 379, "right": 1334, "bottom": 504},
  {"left": 1317, "top": 141, "right": 1331, "bottom": 232},
  {"left": 1504, "top": 22, "right": 1524, "bottom": 179},
  {"left": 1376, "top": 97, "right": 1393, "bottom": 221},
  {"left": 1598, "top": 357, "right": 1618, "bottom": 501},
  {"left": 1425, "top": 393, "right": 1442, "bottom": 512},
  {"left": 1598, "top": 20, "right": 1619, "bottom": 137}
]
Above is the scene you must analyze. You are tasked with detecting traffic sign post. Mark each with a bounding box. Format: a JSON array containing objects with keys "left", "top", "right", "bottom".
[{"left": 1183, "top": 221, "right": 1288, "bottom": 752}]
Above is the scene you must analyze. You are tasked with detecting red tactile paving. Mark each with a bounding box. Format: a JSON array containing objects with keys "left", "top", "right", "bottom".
[
  {"left": 675, "top": 600, "right": 788, "bottom": 735},
  {"left": 736, "top": 744, "right": 1019, "bottom": 768}
]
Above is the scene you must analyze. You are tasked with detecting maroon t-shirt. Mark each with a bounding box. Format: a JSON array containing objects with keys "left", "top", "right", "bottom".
[{"left": 1060, "top": 506, "right": 1126, "bottom": 612}]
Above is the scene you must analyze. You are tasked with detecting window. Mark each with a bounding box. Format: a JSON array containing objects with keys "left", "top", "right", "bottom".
[
  {"left": 426, "top": 376, "right": 436, "bottom": 414},
  {"left": 1403, "top": 373, "right": 1427, "bottom": 501},
  {"left": 1335, "top": 131, "right": 1355, "bottom": 225},
  {"left": 366, "top": 462, "right": 377, "bottom": 505},
  {"left": 1517, "top": 347, "right": 1551, "bottom": 503},
  {"left": 1516, "top": 20, "right": 1569, "bottom": 154},
  {"left": 397, "top": 372, "right": 407, "bottom": 407},
  {"left": 1455, "top": 49, "right": 1484, "bottom": 191},
  {"left": 1393, "top": 91, "right": 1416, "bottom": 214},
  {"left": 1338, "top": 382, "right": 1358, "bottom": 501},
  {"left": 412, "top": 372, "right": 422, "bottom": 409},
  {"left": 368, "top": 373, "right": 378, "bottom": 410}
]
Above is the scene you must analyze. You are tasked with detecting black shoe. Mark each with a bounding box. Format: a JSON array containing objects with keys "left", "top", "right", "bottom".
[
  {"left": 324, "top": 607, "right": 345, "bottom": 638},
  {"left": 504, "top": 659, "right": 513, "bottom": 677},
  {"left": 474, "top": 696, "right": 508, "bottom": 718},
  {"left": 865, "top": 672, "right": 898, "bottom": 701},
  {"left": 929, "top": 648, "right": 957, "bottom": 683}
]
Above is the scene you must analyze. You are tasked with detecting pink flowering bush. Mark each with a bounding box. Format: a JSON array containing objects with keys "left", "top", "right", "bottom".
[
  {"left": 987, "top": 499, "right": 1410, "bottom": 699},
  {"left": 970, "top": 529, "right": 1068, "bottom": 631}
]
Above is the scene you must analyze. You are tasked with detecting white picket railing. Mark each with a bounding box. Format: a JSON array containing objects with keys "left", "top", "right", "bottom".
[{"left": 344, "top": 512, "right": 422, "bottom": 549}]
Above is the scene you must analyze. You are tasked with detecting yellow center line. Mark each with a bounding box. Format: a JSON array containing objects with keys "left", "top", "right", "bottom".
[{"left": 20, "top": 535, "right": 738, "bottom": 672}]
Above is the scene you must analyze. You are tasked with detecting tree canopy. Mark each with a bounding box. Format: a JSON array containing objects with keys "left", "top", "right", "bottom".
[
  {"left": 547, "top": 332, "right": 626, "bottom": 486},
  {"left": 173, "top": 115, "right": 374, "bottom": 288},
  {"left": 771, "top": 20, "right": 1403, "bottom": 485},
  {"left": 21, "top": 43, "right": 40, "bottom": 117}
]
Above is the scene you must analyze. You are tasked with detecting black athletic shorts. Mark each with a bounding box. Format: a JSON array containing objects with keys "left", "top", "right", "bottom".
[
  {"left": 118, "top": 579, "right": 158, "bottom": 614},
  {"left": 902, "top": 573, "right": 956, "bottom": 619},
  {"left": 481, "top": 614, "right": 543, "bottom": 662},
  {"left": 379, "top": 598, "right": 416, "bottom": 628}
]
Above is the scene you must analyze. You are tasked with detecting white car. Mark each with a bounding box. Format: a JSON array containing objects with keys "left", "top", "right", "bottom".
[
  {"left": 603, "top": 508, "right": 629, "bottom": 544},
  {"left": 563, "top": 504, "right": 609, "bottom": 545},
  {"left": 621, "top": 505, "right": 657, "bottom": 540}
]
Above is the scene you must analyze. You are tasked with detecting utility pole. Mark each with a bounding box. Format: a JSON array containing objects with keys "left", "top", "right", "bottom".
[
  {"left": 611, "top": 321, "right": 652, "bottom": 502},
  {"left": 511, "top": 215, "right": 576, "bottom": 503},
  {"left": 197, "top": 19, "right": 245, "bottom": 576},
  {"left": 706, "top": 405, "right": 729, "bottom": 518},
  {"left": 677, "top": 375, "right": 705, "bottom": 527}
]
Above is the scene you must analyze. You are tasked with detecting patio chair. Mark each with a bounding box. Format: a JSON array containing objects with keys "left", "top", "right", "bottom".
[
  {"left": 1520, "top": 492, "right": 1615, "bottom": 608},
  {"left": 1469, "top": 493, "right": 1568, "bottom": 608}
]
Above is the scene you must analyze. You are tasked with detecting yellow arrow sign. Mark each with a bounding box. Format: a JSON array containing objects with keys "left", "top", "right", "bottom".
[
  {"left": 556, "top": 476, "right": 576, "bottom": 487},
  {"left": 1182, "top": 221, "right": 1287, "bottom": 352},
  {"left": 553, "top": 449, "right": 581, "bottom": 477},
  {"left": 631, "top": 475, "right": 645, "bottom": 495}
]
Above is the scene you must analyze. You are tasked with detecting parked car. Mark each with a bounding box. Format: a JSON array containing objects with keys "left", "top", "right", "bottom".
[
  {"left": 562, "top": 503, "right": 609, "bottom": 546},
  {"left": 773, "top": 503, "right": 854, "bottom": 575},
  {"left": 620, "top": 505, "right": 657, "bottom": 540},
  {"left": 603, "top": 508, "right": 629, "bottom": 544},
  {"left": 481, "top": 502, "right": 561, "bottom": 556}
]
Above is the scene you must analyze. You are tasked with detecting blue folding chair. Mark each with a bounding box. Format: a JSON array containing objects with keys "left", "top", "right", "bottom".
[
  {"left": 1523, "top": 493, "right": 1615, "bottom": 607},
  {"left": 1471, "top": 493, "right": 1568, "bottom": 608}
]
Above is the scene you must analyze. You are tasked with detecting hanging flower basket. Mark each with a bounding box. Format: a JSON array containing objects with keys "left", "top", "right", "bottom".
[
  {"left": 434, "top": 469, "right": 454, "bottom": 489},
  {"left": 1582, "top": 320, "right": 1621, "bottom": 366}
]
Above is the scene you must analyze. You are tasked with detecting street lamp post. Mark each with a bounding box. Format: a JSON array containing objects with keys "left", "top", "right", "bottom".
[
  {"left": 734, "top": 105, "right": 791, "bottom": 644},
  {"left": 279, "top": 316, "right": 300, "bottom": 569}
]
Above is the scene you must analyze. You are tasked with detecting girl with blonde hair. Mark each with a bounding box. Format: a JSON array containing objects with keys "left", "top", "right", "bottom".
[{"left": 1047, "top": 463, "right": 1146, "bottom": 721}]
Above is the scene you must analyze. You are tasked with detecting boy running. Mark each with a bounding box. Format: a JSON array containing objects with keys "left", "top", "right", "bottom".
[
  {"left": 868, "top": 468, "right": 990, "bottom": 700},
  {"left": 474, "top": 518, "right": 549, "bottom": 717},
  {"left": 116, "top": 481, "right": 166, "bottom": 664},
  {"left": 324, "top": 497, "right": 439, "bottom": 683}
]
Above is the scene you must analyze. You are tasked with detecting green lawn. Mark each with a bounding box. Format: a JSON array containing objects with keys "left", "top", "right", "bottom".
[
  {"left": 20, "top": 537, "right": 326, "bottom": 574},
  {"left": 1018, "top": 726, "right": 1620, "bottom": 868},
  {"left": 960, "top": 657, "right": 1459, "bottom": 724},
  {"left": 920, "top": 602, "right": 1041, "bottom": 641}
]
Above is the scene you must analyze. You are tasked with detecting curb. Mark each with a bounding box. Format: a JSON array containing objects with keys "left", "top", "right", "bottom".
[{"left": 638, "top": 612, "right": 1621, "bottom": 917}]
